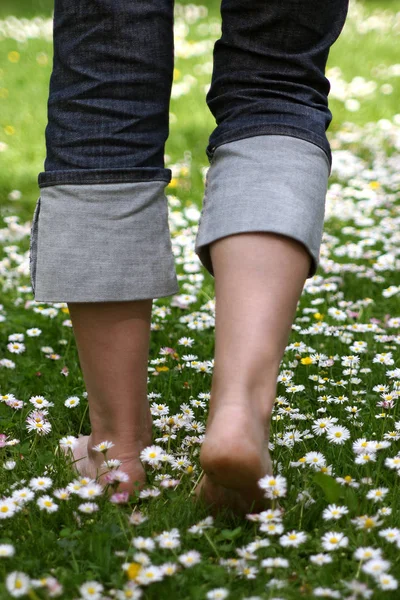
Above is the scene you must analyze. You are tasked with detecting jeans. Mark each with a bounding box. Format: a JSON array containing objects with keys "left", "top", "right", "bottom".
[{"left": 29, "top": 0, "right": 349, "bottom": 302}]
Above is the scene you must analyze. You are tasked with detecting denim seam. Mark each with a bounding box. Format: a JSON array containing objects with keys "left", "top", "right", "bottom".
[
  {"left": 38, "top": 176, "right": 171, "bottom": 189},
  {"left": 206, "top": 125, "right": 332, "bottom": 172}
]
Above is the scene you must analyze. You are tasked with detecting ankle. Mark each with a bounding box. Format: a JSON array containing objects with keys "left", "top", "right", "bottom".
[{"left": 209, "top": 384, "right": 276, "bottom": 421}]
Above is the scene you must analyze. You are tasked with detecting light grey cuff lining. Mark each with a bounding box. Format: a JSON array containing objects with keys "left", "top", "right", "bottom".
[
  {"left": 194, "top": 135, "right": 330, "bottom": 279},
  {"left": 29, "top": 181, "right": 179, "bottom": 302}
]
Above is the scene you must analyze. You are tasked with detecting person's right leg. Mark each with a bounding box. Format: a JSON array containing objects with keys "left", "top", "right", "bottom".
[
  {"left": 30, "top": 0, "right": 177, "bottom": 494},
  {"left": 195, "top": 0, "right": 349, "bottom": 513}
]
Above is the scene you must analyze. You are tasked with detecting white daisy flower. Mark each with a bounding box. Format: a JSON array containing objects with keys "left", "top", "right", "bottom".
[
  {"left": 321, "top": 531, "right": 349, "bottom": 551},
  {"left": 136, "top": 565, "right": 164, "bottom": 586},
  {"left": 178, "top": 550, "right": 201, "bottom": 567},
  {"left": 279, "top": 530, "right": 307, "bottom": 547},
  {"left": 64, "top": 396, "right": 80, "bottom": 408},
  {"left": 79, "top": 580, "right": 104, "bottom": 599},
  {"left": 326, "top": 425, "right": 350, "bottom": 444},
  {"left": 0, "top": 498, "right": 18, "bottom": 519},
  {"left": 362, "top": 558, "right": 391, "bottom": 577},
  {"left": 353, "top": 547, "right": 382, "bottom": 561},
  {"left": 91, "top": 440, "right": 115, "bottom": 454},
  {"left": 29, "top": 476, "right": 53, "bottom": 491},
  {"left": 37, "top": 495, "right": 58, "bottom": 513},
  {"left": 366, "top": 487, "right": 389, "bottom": 502},
  {"left": 206, "top": 588, "right": 229, "bottom": 599},
  {"left": 78, "top": 502, "right": 99, "bottom": 514},
  {"left": 6, "top": 571, "right": 31, "bottom": 597},
  {"left": 309, "top": 553, "right": 333, "bottom": 565},
  {"left": 376, "top": 573, "right": 398, "bottom": 590},
  {"left": 322, "top": 504, "right": 349, "bottom": 521},
  {"left": 0, "top": 543, "right": 15, "bottom": 557}
]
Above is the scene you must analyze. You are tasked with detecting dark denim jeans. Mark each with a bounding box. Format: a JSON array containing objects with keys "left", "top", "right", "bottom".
[{"left": 30, "top": 0, "right": 349, "bottom": 303}]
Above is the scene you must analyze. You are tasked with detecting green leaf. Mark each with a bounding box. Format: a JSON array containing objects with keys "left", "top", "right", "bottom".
[
  {"left": 219, "top": 526, "right": 242, "bottom": 540},
  {"left": 312, "top": 472, "right": 342, "bottom": 503}
]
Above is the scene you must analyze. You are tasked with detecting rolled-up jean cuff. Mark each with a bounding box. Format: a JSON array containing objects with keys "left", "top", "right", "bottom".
[
  {"left": 29, "top": 181, "right": 180, "bottom": 302},
  {"left": 194, "top": 135, "right": 330, "bottom": 280}
]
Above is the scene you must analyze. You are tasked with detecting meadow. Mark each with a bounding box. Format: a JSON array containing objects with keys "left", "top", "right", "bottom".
[{"left": 0, "top": 1, "right": 400, "bottom": 598}]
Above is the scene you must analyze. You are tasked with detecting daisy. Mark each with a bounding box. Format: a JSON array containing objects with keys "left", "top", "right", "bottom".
[
  {"left": 376, "top": 573, "right": 398, "bottom": 590},
  {"left": 11, "top": 487, "right": 34, "bottom": 504},
  {"left": 78, "top": 502, "right": 99, "bottom": 514},
  {"left": 59, "top": 436, "right": 79, "bottom": 451},
  {"left": 140, "top": 445, "right": 165, "bottom": 466},
  {"left": 366, "top": 487, "right": 389, "bottom": 502},
  {"left": 37, "top": 495, "right": 58, "bottom": 513},
  {"left": 362, "top": 558, "right": 391, "bottom": 577},
  {"left": 133, "top": 537, "right": 156, "bottom": 552},
  {"left": 6, "top": 571, "right": 31, "bottom": 597},
  {"left": 352, "top": 515, "right": 383, "bottom": 530},
  {"left": 178, "top": 550, "right": 201, "bottom": 568},
  {"left": 26, "top": 419, "right": 52, "bottom": 435},
  {"left": 354, "top": 547, "right": 382, "bottom": 561},
  {"left": 322, "top": 504, "right": 349, "bottom": 521},
  {"left": 53, "top": 488, "right": 71, "bottom": 500},
  {"left": 7, "top": 342, "right": 25, "bottom": 354},
  {"left": 101, "top": 458, "right": 122, "bottom": 470},
  {"left": 304, "top": 451, "right": 326, "bottom": 468},
  {"left": 77, "top": 483, "right": 104, "bottom": 499},
  {"left": 355, "top": 452, "right": 377, "bottom": 465},
  {"left": 384, "top": 456, "right": 400, "bottom": 470},
  {"left": 206, "top": 588, "right": 229, "bottom": 599},
  {"left": 321, "top": 531, "right": 349, "bottom": 551},
  {"left": 79, "top": 580, "right": 104, "bottom": 599},
  {"left": 258, "top": 474, "right": 287, "bottom": 498},
  {"left": 129, "top": 510, "right": 148, "bottom": 526},
  {"left": 160, "top": 562, "right": 179, "bottom": 576},
  {"left": 91, "top": 440, "right": 115, "bottom": 454},
  {"left": 312, "top": 418, "right": 336, "bottom": 436},
  {"left": 135, "top": 565, "right": 164, "bottom": 586},
  {"left": 353, "top": 438, "right": 375, "bottom": 454},
  {"left": 0, "top": 498, "right": 18, "bottom": 519},
  {"left": 29, "top": 476, "right": 53, "bottom": 491},
  {"left": 279, "top": 530, "right": 308, "bottom": 547},
  {"left": 378, "top": 528, "right": 400, "bottom": 543},
  {"left": 26, "top": 328, "right": 42, "bottom": 336},
  {"left": 259, "top": 522, "right": 285, "bottom": 535},
  {"left": 261, "top": 557, "right": 289, "bottom": 568},
  {"left": 139, "top": 488, "right": 161, "bottom": 499},
  {"left": 313, "top": 588, "right": 340, "bottom": 598},
  {"left": 309, "top": 553, "right": 332, "bottom": 565},
  {"left": 64, "top": 396, "right": 80, "bottom": 408},
  {"left": 0, "top": 543, "right": 15, "bottom": 557},
  {"left": 29, "top": 395, "right": 52, "bottom": 408},
  {"left": 3, "top": 460, "right": 16, "bottom": 470},
  {"left": 326, "top": 425, "right": 350, "bottom": 444}
]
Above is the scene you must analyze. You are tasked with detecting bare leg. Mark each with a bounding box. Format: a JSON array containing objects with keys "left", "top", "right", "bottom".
[
  {"left": 65, "top": 300, "right": 153, "bottom": 496},
  {"left": 196, "top": 232, "right": 311, "bottom": 514}
]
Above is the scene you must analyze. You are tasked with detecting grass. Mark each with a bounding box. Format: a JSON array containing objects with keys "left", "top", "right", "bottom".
[{"left": 0, "top": 1, "right": 400, "bottom": 598}]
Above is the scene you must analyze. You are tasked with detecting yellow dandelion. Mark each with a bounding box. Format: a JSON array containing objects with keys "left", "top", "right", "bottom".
[
  {"left": 4, "top": 125, "right": 15, "bottom": 136},
  {"left": 127, "top": 563, "right": 142, "bottom": 580},
  {"left": 8, "top": 51, "right": 20, "bottom": 63},
  {"left": 301, "top": 356, "right": 313, "bottom": 365}
]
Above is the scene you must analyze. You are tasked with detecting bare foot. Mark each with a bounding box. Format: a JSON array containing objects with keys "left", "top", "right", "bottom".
[
  {"left": 195, "top": 398, "right": 274, "bottom": 516},
  {"left": 62, "top": 433, "right": 148, "bottom": 498}
]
